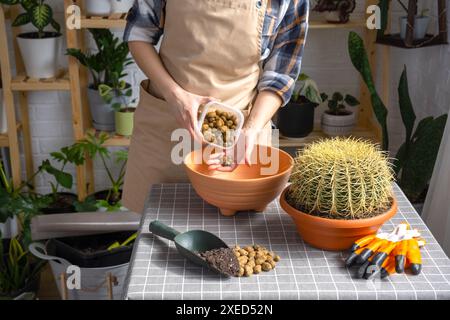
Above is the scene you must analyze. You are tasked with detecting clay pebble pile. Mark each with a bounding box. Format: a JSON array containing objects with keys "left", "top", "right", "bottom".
[{"left": 233, "top": 245, "right": 281, "bottom": 277}]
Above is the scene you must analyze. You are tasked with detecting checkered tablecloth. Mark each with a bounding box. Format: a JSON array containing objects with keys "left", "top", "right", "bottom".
[{"left": 123, "top": 183, "right": 450, "bottom": 300}]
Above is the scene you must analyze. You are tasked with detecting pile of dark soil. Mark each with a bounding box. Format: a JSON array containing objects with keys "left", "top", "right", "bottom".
[{"left": 198, "top": 248, "right": 240, "bottom": 277}]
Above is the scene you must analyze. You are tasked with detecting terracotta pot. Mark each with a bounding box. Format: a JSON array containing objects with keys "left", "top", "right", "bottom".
[
  {"left": 184, "top": 145, "right": 293, "bottom": 216},
  {"left": 280, "top": 187, "right": 398, "bottom": 251}
]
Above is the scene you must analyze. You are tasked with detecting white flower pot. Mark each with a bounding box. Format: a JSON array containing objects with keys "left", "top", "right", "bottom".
[
  {"left": 29, "top": 242, "right": 129, "bottom": 300},
  {"left": 400, "top": 16, "right": 431, "bottom": 40},
  {"left": 0, "top": 217, "right": 19, "bottom": 239},
  {"left": 111, "top": 0, "right": 135, "bottom": 13},
  {"left": 16, "top": 32, "right": 62, "bottom": 79},
  {"left": 85, "top": 0, "right": 111, "bottom": 16},
  {"left": 321, "top": 111, "right": 356, "bottom": 137},
  {"left": 0, "top": 89, "right": 7, "bottom": 134}
]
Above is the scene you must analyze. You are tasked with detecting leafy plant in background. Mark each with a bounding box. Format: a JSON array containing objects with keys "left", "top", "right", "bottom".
[
  {"left": 321, "top": 91, "right": 360, "bottom": 115},
  {"left": 70, "top": 131, "right": 128, "bottom": 207},
  {"left": 394, "top": 67, "right": 448, "bottom": 203},
  {"left": 0, "top": 237, "right": 45, "bottom": 298},
  {"left": 66, "top": 29, "right": 132, "bottom": 90},
  {"left": 98, "top": 77, "right": 135, "bottom": 112},
  {"left": 348, "top": 31, "right": 389, "bottom": 150},
  {"left": 291, "top": 73, "right": 323, "bottom": 105},
  {"left": 0, "top": 0, "right": 61, "bottom": 38},
  {"left": 0, "top": 162, "right": 48, "bottom": 246},
  {"left": 39, "top": 146, "right": 84, "bottom": 204}
]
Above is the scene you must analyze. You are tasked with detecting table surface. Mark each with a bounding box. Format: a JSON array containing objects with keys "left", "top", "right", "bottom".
[{"left": 123, "top": 183, "right": 450, "bottom": 300}]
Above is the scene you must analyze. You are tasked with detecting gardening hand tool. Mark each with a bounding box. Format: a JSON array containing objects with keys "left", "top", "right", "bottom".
[
  {"left": 346, "top": 223, "right": 425, "bottom": 279},
  {"left": 149, "top": 220, "right": 232, "bottom": 277}
]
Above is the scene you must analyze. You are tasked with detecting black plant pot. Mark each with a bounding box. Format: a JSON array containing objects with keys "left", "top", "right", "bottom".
[
  {"left": 41, "top": 192, "right": 78, "bottom": 215},
  {"left": 277, "top": 101, "right": 317, "bottom": 138},
  {"left": 47, "top": 231, "right": 134, "bottom": 268}
]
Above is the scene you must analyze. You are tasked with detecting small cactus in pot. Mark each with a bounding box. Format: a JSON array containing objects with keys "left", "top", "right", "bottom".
[{"left": 280, "top": 137, "right": 398, "bottom": 250}]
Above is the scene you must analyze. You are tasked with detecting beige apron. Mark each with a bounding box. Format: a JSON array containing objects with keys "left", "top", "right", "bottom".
[{"left": 123, "top": 0, "right": 271, "bottom": 213}]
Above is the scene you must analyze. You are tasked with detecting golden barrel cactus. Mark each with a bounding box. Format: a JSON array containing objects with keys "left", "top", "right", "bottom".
[{"left": 287, "top": 138, "right": 394, "bottom": 220}]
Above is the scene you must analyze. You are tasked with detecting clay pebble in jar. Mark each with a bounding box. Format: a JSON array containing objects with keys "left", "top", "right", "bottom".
[{"left": 201, "top": 110, "right": 239, "bottom": 149}]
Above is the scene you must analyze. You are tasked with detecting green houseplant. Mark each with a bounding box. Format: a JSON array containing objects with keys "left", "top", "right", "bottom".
[
  {"left": 0, "top": 162, "right": 46, "bottom": 299},
  {"left": 348, "top": 31, "right": 448, "bottom": 204},
  {"left": 70, "top": 131, "right": 128, "bottom": 210},
  {"left": 394, "top": 67, "right": 447, "bottom": 204},
  {"left": 277, "top": 73, "right": 323, "bottom": 138},
  {"left": 66, "top": 29, "right": 133, "bottom": 131},
  {"left": 38, "top": 146, "right": 85, "bottom": 214},
  {"left": 313, "top": 0, "right": 356, "bottom": 23},
  {"left": 320, "top": 91, "right": 360, "bottom": 136},
  {"left": 0, "top": 0, "right": 62, "bottom": 78},
  {"left": 280, "top": 137, "right": 397, "bottom": 250}
]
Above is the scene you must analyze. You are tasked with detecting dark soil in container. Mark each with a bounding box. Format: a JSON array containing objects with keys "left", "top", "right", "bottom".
[
  {"left": 198, "top": 248, "right": 240, "bottom": 277},
  {"left": 93, "top": 189, "right": 122, "bottom": 205},
  {"left": 41, "top": 192, "right": 78, "bottom": 214},
  {"left": 18, "top": 31, "right": 62, "bottom": 39},
  {"left": 49, "top": 231, "right": 135, "bottom": 268}
]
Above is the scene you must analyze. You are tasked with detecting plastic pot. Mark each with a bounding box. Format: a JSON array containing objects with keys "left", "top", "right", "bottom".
[
  {"left": 400, "top": 16, "right": 431, "bottom": 40},
  {"left": 280, "top": 187, "right": 398, "bottom": 251},
  {"left": 321, "top": 110, "right": 356, "bottom": 137},
  {"left": 40, "top": 192, "right": 78, "bottom": 215},
  {"left": 29, "top": 242, "right": 129, "bottom": 300},
  {"left": 46, "top": 231, "right": 134, "bottom": 268},
  {"left": 184, "top": 145, "right": 294, "bottom": 216},
  {"left": 111, "top": 0, "right": 135, "bottom": 13},
  {"left": 0, "top": 216, "right": 19, "bottom": 239},
  {"left": 16, "top": 32, "right": 62, "bottom": 79},
  {"left": 87, "top": 86, "right": 115, "bottom": 131},
  {"left": 85, "top": 0, "right": 111, "bottom": 16},
  {"left": 277, "top": 101, "right": 316, "bottom": 138},
  {"left": 115, "top": 108, "right": 135, "bottom": 136}
]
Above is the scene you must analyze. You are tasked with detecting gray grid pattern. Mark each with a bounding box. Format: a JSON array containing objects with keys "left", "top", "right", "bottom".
[{"left": 124, "top": 183, "right": 450, "bottom": 300}]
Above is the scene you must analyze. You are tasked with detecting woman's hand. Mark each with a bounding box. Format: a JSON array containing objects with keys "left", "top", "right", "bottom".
[
  {"left": 165, "top": 87, "right": 216, "bottom": 141},
  {"left": 206, "top": 126, "right": 259, "bottom": 172}
]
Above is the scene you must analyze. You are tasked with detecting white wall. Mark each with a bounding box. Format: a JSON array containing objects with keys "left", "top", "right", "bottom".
[{"left": 4, "top": 0, "right": 449, "bottom": 195}]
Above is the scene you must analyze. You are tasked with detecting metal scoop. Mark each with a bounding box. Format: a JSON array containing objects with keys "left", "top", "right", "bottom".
[{"left": 149, "top": 220, "right": 232, "bottom": 277}]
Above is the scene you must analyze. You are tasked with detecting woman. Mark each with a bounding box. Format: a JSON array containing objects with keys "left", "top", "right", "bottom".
[{"left": 122, "top": 0, "right": 309, "bottom": 213}]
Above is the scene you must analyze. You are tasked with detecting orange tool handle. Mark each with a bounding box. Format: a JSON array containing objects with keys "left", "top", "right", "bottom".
[{"left": 351, "top": 234, "right": 377, "bottom": 252}]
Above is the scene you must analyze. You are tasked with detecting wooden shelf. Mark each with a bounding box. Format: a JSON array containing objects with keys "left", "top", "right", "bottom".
[
  {"left": 11, "top": 70, "right": 70, "bottom": 91},
  {"left": 309, "top": 19, "right": 367, "bottom": 29},
  {"left": 278, "top": 127, "right": 377, "bottom": 148},
  {"left": 102, "top": 134, "right": 131, "bottom": 147},
  {"left": 80, "top": 13, "right": 127, "bottom": 29},
  {"left": 0, "top": 123, "right": 22, "bottom": 147}
]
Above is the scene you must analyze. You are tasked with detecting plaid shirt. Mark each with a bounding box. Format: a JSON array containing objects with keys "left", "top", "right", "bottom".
[{"left": 124, "top": 0, "right": 309, "bottom": 105}]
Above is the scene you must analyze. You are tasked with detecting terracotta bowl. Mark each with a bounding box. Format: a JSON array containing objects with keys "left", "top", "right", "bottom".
[
  {"left": 280, "top": 187, "right": 398, "bottom": 251},
  {"left": 184, "top": 145, "right": 293, "bottom": 216}
]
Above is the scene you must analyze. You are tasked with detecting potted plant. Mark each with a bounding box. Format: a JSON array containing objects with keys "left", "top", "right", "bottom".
[
  {"left": 399, "top": 4, "right": 431, "bottom": 40},
  {"left": 0, "top": 162, "right": 47, "bottom": 299},
  {"left": 99, "top": 77, "right": 136, "bottom": 137},
  {"left": 320, "top": 91, "right": 360, "bottom": 136},
  {"left": 66, "top": 29, "right": 133, "bottom": 131},
  {"left": 0, "top": 0, "right": 62, "bottom": 79},
  {"left": 70, "top": 131, "right": 128, "bottom": 211},
  {"left": 280, "top": 138, "right": 397, "bottom": 251},
  {"left": 111, "top": 0, "right": 135, "bottom": 13},
  {"left": 313, "top": 0, "right": 356, "bottom": 23},
  {"left": 85, "top": 0, "right": 111, "bottom": 16},
  {"left": 393, "top": 66, "right": 447, "bottom": 210},
  {"left": 276, "top": 73, "right": 322, "bottom": 138},
  {"left": 38, "top": 146, "right": 85, "bottom": 214}
]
